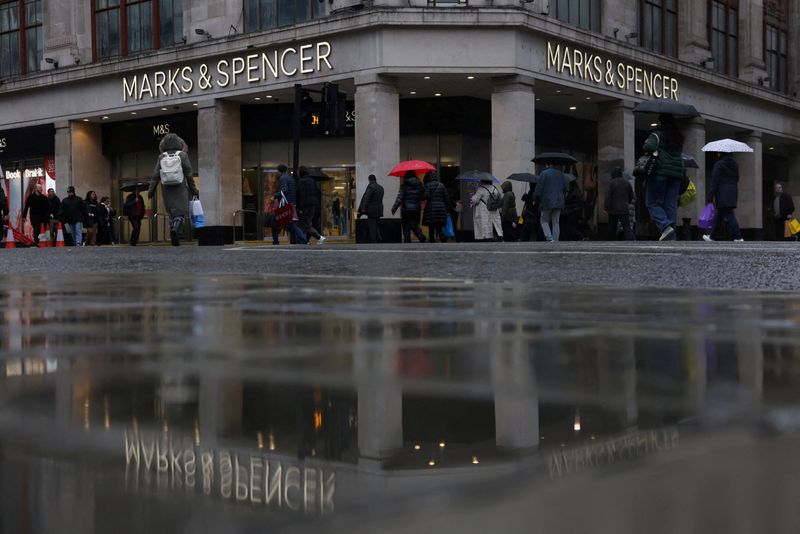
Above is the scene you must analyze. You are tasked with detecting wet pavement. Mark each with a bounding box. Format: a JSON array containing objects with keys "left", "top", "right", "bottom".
[{"left": 2, "top": 272, "right": 800, "bottom": 533}]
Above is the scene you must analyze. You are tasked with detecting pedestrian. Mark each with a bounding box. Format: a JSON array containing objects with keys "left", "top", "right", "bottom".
[
  {"left": 0, "top": 184, "right": 7, "bottom": 240},
  {"left": 297, "top": 167, "right": 326, "bottom": 244},
  {"left": 703, "top": 152, "right": 744, "bottom": 242},
  {"left": 148, "top": 133, "right": 199, "bottom": 246},
  {"left": 84, "top": 190, "right": 100, "bottom": 246},
  {"left": 519, "top": 184, "right": 540, "bottom": 241},
  {"left": 470, "top": 178, "right": 503, "bottom": 241},
  {"left": 604, "top": 167, "right": 634, "bottom": 240},
  {"left": 263, "top": 192, "right": 281, "bottom": 245},
  {"left": 772, "top": 182, "right": 795, "bottom": 241},
  {"left": 392, "top": 170, "right": 427, "bottom": 243},
  {"left": 123, "top": 188, "right": 146, "bottom": 246},
  {"left": 500, "top": 181, "right": 518, "bottom": 242},
  {"left": 642, "top": 114, "right": 685, "bottom": 241},
  {"left": 423, "top": 171, "right": 450, "bottom": 243},
  {"left": 22, "top": 182, "right": 50, "bottom": 244},
  {"left": 98, "top": 196, "right": 116, "bottom": 245},
  {"left": 47, "top": 188, "right": 61, "bottom": 244},
  {"left": 59, "top": 185, "right": 87, "bottom": 246},
  {"left": 533, "top": 163, "right": 567, "bottom": 242},
  {"left": 560, "top": 181, "right": 585, "bottom": 241},
  {"left": 357, "top": 174, "right": 384, "bottom": 243},
  {"left": 274, "top": 164, "right": 308, "bottom": 244}
]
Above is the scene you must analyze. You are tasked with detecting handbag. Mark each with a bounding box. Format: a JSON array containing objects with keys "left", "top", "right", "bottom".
[
  {"left": 633, "top": 133, "right": 660, "bottom": 179},
  {"left": 679, "top": 180, "right": 697, "bottom": 207},
  {"left": 444, "top": 215, "right": 455, "bottom": 238},
  {"left": 787, "top": 218, "right": 800, "bottom": 235},
  {"left": 190, "top": 197, "right": 205, "bottom": 228},
  {"left": 274, "top": 192, "right": 294, "bottom": 227},
  {"left": 698, "top": 202, "right": 715, "bottom": 230}
]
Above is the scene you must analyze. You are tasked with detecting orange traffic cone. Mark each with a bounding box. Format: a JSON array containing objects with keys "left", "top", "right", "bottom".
[
  {"left": 38, "top": 223, "right": 50, "bottom": 247},
  {"left": 55, "top": 223, "right": 65, "bottom": 247},
  {"left": 5, "top": 227, "right": 15, "bottom": 248}
]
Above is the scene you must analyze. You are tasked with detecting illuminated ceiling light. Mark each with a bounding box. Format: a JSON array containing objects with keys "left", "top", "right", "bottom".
[
  {"left": 254, "top": 97, "right": 261, "bottom": 101},
  {"left": 471, "top": 456, "right": 479, "bottom": 465},
  {"left": 101, "top": 116, "right": 109, "bottom": 120},
  {"left": 556, "top": 89, "right": 561, "bottom": 94},
  {"left": 438, "top": 441, "right": 446, "bottom": 448},
  {"left": 428, "top": 460, "right": 436, "bottom": 467},
  {"left": 423, "top": 76, "right": 431, "bottom": 80},
  {"left": 410, "top": 91, "right": 417, "bottom": 95},
  {"left": 467, "top": 75, "right": 475, "bottom": 80},
  {"left": 535, "top": 98, "right": 541, "bottom": 101},
  {"left": 585, "top": 96, "right": 592, "bottom": 100},
  {"left": 161, "top": 107, "right": 168, "bottom": 111},
  {"left": 769, "top": 146, "right": 775, "bottom": 150},
  {"left": 192, "top": 103, "right": 198, "bottom": 107},
  {"left": 82, "top": 118, "right": 90, "bottom": 122},
  {"left": 573, "top": 412, "right": 581, "bottom": 432},
  {"left": 130, "top": 112, "right": 137, "bottom": 115},
  {"left": 413, "top": 444, "right": 421, "bottom": 451},
  {"left": 434, "top": 93, "right": 442, "bottom": 97},
  {"left": 569, "top": 106, "right": 577, "bottom": 111},
  {"left": 650, "top": 122, "right": 658, "bottom": 127},
  {"left": 266, "top": 95, "right": 273, "bottom": 99}
]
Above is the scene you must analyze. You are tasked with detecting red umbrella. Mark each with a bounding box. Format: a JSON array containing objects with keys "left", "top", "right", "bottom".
[{"left": 388, "top": 160, "right": 436, "bottom": 177}]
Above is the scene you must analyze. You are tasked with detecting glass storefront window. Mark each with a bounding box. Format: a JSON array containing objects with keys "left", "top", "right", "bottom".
[{"left": 244, "top": 0, "right": 318, "bottom": 32}]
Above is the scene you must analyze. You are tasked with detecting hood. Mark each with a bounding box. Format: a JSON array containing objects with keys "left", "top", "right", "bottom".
[
  {"left": 159, "top": 133, "right": 188, "bottom": 153},
  {"left": 404, "top": 175, "right": 421, "bottom": 187},
  {"left": 718, "top": 154, "right": 738, "bottom": 173},
  {"left": 424, "top": 172, "right": 438, "bottom": 184},
  {"left": 501, "top": 181, "right": 513, "bottom": 193}
]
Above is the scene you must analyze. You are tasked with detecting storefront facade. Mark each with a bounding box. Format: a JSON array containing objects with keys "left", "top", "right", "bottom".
[{"left": 0, "top": 0, "right": 798, "bottom": 243}]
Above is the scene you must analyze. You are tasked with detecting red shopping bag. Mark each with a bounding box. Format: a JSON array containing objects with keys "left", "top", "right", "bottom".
[{"left": 274, "top": 192, "right": 294, "bottom": 227}]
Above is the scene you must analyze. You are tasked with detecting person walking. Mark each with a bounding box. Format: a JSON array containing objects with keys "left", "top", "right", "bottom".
[
  {"left": 123, "top": 188, "right": 146, "bottom": 246},
  {"left": 470, "top": 177, "right": 503, "bottom": 241},
  {"left": 533, "top": 163, "right": 567, "bottom": 242},
  {"left": 0, "top": 184, "right": 7, "bottom": 240},
  {"left": 703, "top": 152, "right": 743, "bottom": 242},
  {"left": 59, "top": 185, "right": 87, "bottom": 246},
  {"left": 297, "top": 167, "right": 326, "bottom": 244},
  {"left": 275, "top": 164, "right": 308, "bottom": 245},
  {"left": 605, "top": 167, "right": 634, "bottom": 240},
  {"left": 84, "top": 190, "right": 100, "bottom": 246},
  {"left": 22, "top": 182, "right": 50, "bottom": 244},
  {"left": 560, "top": 181, "right": 585, "bottom": 241},
  {"left": 643, "top": 114, "right": 685, "bottom": 241},
  {"left": 357, "top": 174, "right": 384, "bottom": 243},
  {"left": 423, "top": 171, "right": 450, "bottom": 243},
  {"left": 772, "top": 183, "right": 795, "bottom": 241},
  {"left": 500, "top": 181, "right": 518, "bottom": 242},
  {"left": 392, "top": 171, "right": 427, "bottom": 243},
  {"left": 47, "top": 188, "right": 61, "bottom": 244},
  {"left": 98, "top": 196, "right": 116, "bottom": 245},
  {"left": 148, "top": 133, "right": 199, "bottom": 246}
]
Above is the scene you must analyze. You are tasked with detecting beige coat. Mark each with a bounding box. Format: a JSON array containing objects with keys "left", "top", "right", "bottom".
[{"left": 470, "top": 184, "right": 503, "bottom": 240}]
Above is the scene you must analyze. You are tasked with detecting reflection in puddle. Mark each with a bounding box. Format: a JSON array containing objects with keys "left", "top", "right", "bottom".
[{"left": 1, "top": 275, "right": 800, "bottom": 532}]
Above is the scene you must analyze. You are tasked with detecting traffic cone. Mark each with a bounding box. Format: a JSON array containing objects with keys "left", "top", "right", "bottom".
[
  {"left": 55, "top": 223, "right": 65, "bottom": 247},
  {"left": 38, "top": 223, "right": 50, "bottom": 247},
  {"left": 5, "top": 227, "right": 15, "bottom": 248}
]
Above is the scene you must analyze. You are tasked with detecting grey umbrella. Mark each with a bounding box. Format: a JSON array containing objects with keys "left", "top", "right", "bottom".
[
  {"left": 456, "top": 170, "right": 498, "bottom": 183},
  {"left": 682, "top": 154, "right": 699, "bottom": 169},
  {"left": 532, "top": 152, "right": 578, "bottom": 165},
  {"left": 506, "top": 172, "right": 538, "bottom": 183},
  {"left": 633, "top": 99, "right": 699, "bottom": 118}
]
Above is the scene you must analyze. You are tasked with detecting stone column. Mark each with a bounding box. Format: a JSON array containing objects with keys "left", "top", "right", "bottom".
[
  {"left": 54, "top": 121, "right": 72, "bottom": 188},
  {"left": 198, "top": 379, "right": 243, "bottom": 447},
  {"left": 678, "top": 0, "right": 710, "bottom": 65},
  {"left": 735, "top": 132, "right": 763, "bottom": 236},
  {"left": 596, "top": 100, "right": 635, "bottom": 226},
  {"left": 43, "top": 0, "right": 89, "bottom": 68},
  {"left": 197, "top": 99, "right": 242, "bottom": 245},
  {"left": 739, "top": 0, "right": 768, "bottom": 83},
  {"left": 491, "top": 76, "right": 535, "bottom": 215},
  {"left": 787, "top": 151, "right": 800, "bottom": 210},
  {"left": 601, "top": 0, "right": 638, "bottom": 42},
  {"left": 680, "top": 117, "right": 706, "bottom": 225},
  {"left": 71, "top": 122, "right": 112, "bottom": 198},
  {"left": 790, "top": 0, "right": 800, "bottom": 95},
  {"left": 354, "top": 75, "right": 399, "bottom": 240}
]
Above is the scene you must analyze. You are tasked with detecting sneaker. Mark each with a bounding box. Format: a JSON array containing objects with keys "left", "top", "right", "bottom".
[
  {"left": 734, "top": 238, "right": 745, "bottom": 242},
  {"left": 702, "top": 234, "right": 713, "bottom": 242},
  {"left": 317, "top": 236, "right": 326, "bottom": 245},
  {"left": 659, "top": 227, "right": 676, "bottom": 241}
]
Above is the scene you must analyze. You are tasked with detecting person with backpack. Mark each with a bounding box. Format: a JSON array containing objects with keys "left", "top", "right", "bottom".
[
  {"left": 357, "top": 174, "right": 384, "bottom": 243},
  {"left": 148, "top": 133, "right": 198, "bottom": 246},
  {"left": 392, "top": 170, "right": 427, "bottom": 243},
  {"left": 470, "top": 177, "right": 503, "bottom": 241},
  {"left": 533, "top": 163, "right": 568, "bottom": 242},
  {"left": 642, "top": 114, "right": 685, "bottom": 241},
  {"left": 423, "top": 171, "right": 450, "bottom": 243}
]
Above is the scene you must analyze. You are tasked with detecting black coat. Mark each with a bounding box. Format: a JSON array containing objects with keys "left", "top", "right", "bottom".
[
  {"left": 85, "top": 200, "right": 100, "bottom": 227},
  {"left": 59, "top": 195, "right": 87, "bottom": 224},
  {"left": 0, "top": 187, "right": 7, "bottom": 219},
  {"left": 23, "top": 191, "right": 50, "bottom": 222},
  {"left": 423, "top": 178, "right": 450, "bottom": 226},
  {"left": 707, "top": 155, "right": 739, "bottom": 209},
  {"left": 604, "top": 177, "right": 634, "bottom": 216},
  {"left": 123, "top": 194, "right": 145, "bottom": 220},
  {"left": 47, "top": 195, "right": 61, "bottom": 219},
  {"left": 392, "top": 176, "right": 426, "bottom": 213},
  {"left": 775, "top": 192, "right": 795, "bottom": 218},
  {"left": 297, "top": 175, "right": 322, "bottom": 209},
  {"left": 358, "top": 181, "right": 384, "bottom": 218}
]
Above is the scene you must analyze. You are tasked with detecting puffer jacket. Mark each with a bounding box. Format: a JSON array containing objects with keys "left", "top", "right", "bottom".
[
  {"left": 297, "top": 175, "right": 321, "bottom": 209},
  {"left": 500, "top": 181, "right": 518, "bottom": 223},
  {"left": 423, "top": 175, "right": 450, "bottom": 226},
  {"left": 392, "top": 175, "right": 426, "bottom": 213},
  {"left": 642, "top": 129, "right": 684, "bottom": 178},
  {"left": 707, "top": 154, "right": 739, "bottom": 209}
]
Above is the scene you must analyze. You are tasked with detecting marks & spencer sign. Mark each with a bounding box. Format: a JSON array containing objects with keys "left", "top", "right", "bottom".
[
  {"left": 123, "top": 41, "right": 333, "bottom": 103},
  {"left": 546, "top": 41, "right": 679, "bottom": 100}
]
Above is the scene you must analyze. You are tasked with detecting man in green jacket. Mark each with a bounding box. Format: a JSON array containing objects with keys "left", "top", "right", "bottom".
[{"left": 643, "top": 114, "right": 685, "bottom": 241}]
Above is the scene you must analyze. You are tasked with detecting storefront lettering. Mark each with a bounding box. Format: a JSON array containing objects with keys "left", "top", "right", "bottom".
[
  {"left": 0, "top": 138, "right": 7, "bottom": 148},
  {"left": 153, "top": 124, "right": 170, "bottom": 136},
  {"left": 546, "top": 41, "right": 679, "bottom": 100},
  {"left": 123, "top": 42, "right": 333, "bottom": 103},
  {"left": 5, "top": 167, "right": 43, "bottom": 180}
]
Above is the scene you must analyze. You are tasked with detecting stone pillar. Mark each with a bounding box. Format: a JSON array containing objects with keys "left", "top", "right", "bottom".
[
  {"left": 601, "top": 0, "right": 638, "bottom": 42},
  {"left": 54, "top": 121, "right": 72, "bottom": 188},
  {"left": 72, "top": 122, "right": 111, "bottom": 199},
  {"left": 739, "top": 0, "right": 768, "bottom": 83},
  {"left": 678, "top": 0, "right": 710, "bottom": 65},
  {"left": 790, "top": 0, "right": 800, "bottom": 95},
  {"left": 354, "top": 76, "right": 399, "bottom": 230},
  {"left": 596, "top": 100, "right": 635, "bottom": 226},
  {"left": 735, "top": 132, "right": 763, "bottom": 236},
  {"left": 197, "top": 99, "right": 241, "bottom": 245},
  {"left": 788, "top": 151, "right": 800, "bottom": 210},
  {"left": 43, "top": 0, "right": 89, "bottom": 68},
  {"left": 680, "top": 117, "right": 706, "bottom": 225},
  {"left": 491, "top": 76, "right": 535, "bottom": 215}
]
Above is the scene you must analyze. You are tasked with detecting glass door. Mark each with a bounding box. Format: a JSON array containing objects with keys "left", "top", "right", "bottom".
[{"left": 320, "top": 167, "right": 354, "bottom": 239}]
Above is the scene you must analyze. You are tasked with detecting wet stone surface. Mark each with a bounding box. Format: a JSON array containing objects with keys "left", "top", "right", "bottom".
[{"left": 1, "top": 274, "right": 800, "bottom": 533}]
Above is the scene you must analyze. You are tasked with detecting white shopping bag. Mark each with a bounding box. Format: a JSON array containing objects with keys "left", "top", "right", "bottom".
[{"left": 190, "top": 197, "right": 205, "bottom": 228}]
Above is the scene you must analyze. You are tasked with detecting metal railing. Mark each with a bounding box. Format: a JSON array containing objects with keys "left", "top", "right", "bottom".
[
  {"left": 233, "top": 210, "right": 259, "bottom": 242},
  {"left": 115, "top": 214, "right": 172, "bottom": 244}
]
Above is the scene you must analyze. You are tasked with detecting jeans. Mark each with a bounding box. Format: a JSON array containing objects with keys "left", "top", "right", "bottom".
[
  {"left": 285, "top": 221, "right": 308, "bottom": 244},
  {"left": 66, "top": 222, "right": 83, "bottom": 246},
  {"left": 608, "top": 214, "right": 634, "bottom": 240},
  {"left": 645, "top": 175, "right": 681, "bottom": 232},
  {"left": 713, "top": 207, "right": 742, "bottom": 240},
  {"left": 540, "top": 209, "right": 561, "bottom": 241}
]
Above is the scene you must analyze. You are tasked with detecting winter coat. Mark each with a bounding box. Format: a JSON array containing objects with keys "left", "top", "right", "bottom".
[
  {"left": 297, "top": 175, "right": 322, "bottom": 210},
  {"left": 707, "top": 154, "right": 739, "bottom": 209},
  {"left": 23, "top": 191, "right": 50, "bottom": 222},
  {"left": 533, "top": 167, "right": 567, "bottom": 210},
  {"left": 604, "top": 177, "right": 634, "bottom": 215},
  {"left": 47, "top": 195, "right": 61, "bottom": 219},
  {"left": 392, "top": 176, "right": 426, "bottom": 213},
  {"left": 471, "top": 183, "right": 503, "bottom": 240},
  {"left": 277, "top": 173, "right": 298, "bottom": 205},
  {"left": 148, "top": 133, "right": 198, "bottom": 220},
  {"left": 123, "top": 193, "right": 145, "bottom": 220},
  {"left": 59, "top": 195, "right": 87, "bottom": 224},
  {"left": 0, "top": 187, "right": 7, "bottom": 219},
  {"left": 85, "top": 200, "right": 99, "bottom": 227},
  {"left": 358, "top": 182, "right": 384, "bottom": 218},
  {"left": 500, "top": 181, "right": 518, "bottom": 224},
  {"left": 643, "top": 130, "right": 684, "bottom": 178},
  {"left": 775, "top": 192, "right": 795, "bottom": 219},
  {"left": 423, "top": 176, "right": 450, "bottom": 226}
]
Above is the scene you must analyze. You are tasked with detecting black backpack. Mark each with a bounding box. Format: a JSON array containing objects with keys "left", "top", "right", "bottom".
[{"left": 482, "top": 186, "right": 502, "bottom": 211}]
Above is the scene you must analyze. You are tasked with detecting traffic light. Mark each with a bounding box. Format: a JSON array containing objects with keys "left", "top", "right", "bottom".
[{"left": 323, "top": 82, "right": 347, "bottom": 136}]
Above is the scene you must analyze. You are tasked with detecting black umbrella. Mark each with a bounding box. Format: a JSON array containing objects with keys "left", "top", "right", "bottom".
[
  {"left": 532, "top": 152, "right": 578, "bottom": 165},
  {"left": 306, "top": 168, "right": 331, "bottom": 181},
  {"left": 120, "top": 180, "right": 150, "bottom": 192},
  {"left": 633, "top": 99, "right": 699, "bottom": 119},
  {"left": 456, "top": 170, "right": 497, "bottom": 183},
  {"left": 506, "top": 172, "right": 538, "bottom": 184},
  {"left": 682, "top": 154, "right": 699, "bottom": 169}
]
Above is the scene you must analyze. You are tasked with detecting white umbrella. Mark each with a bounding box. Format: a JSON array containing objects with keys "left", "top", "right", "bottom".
[{"left": 701, "top": 139, "right": 754, "bottom": 153}]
